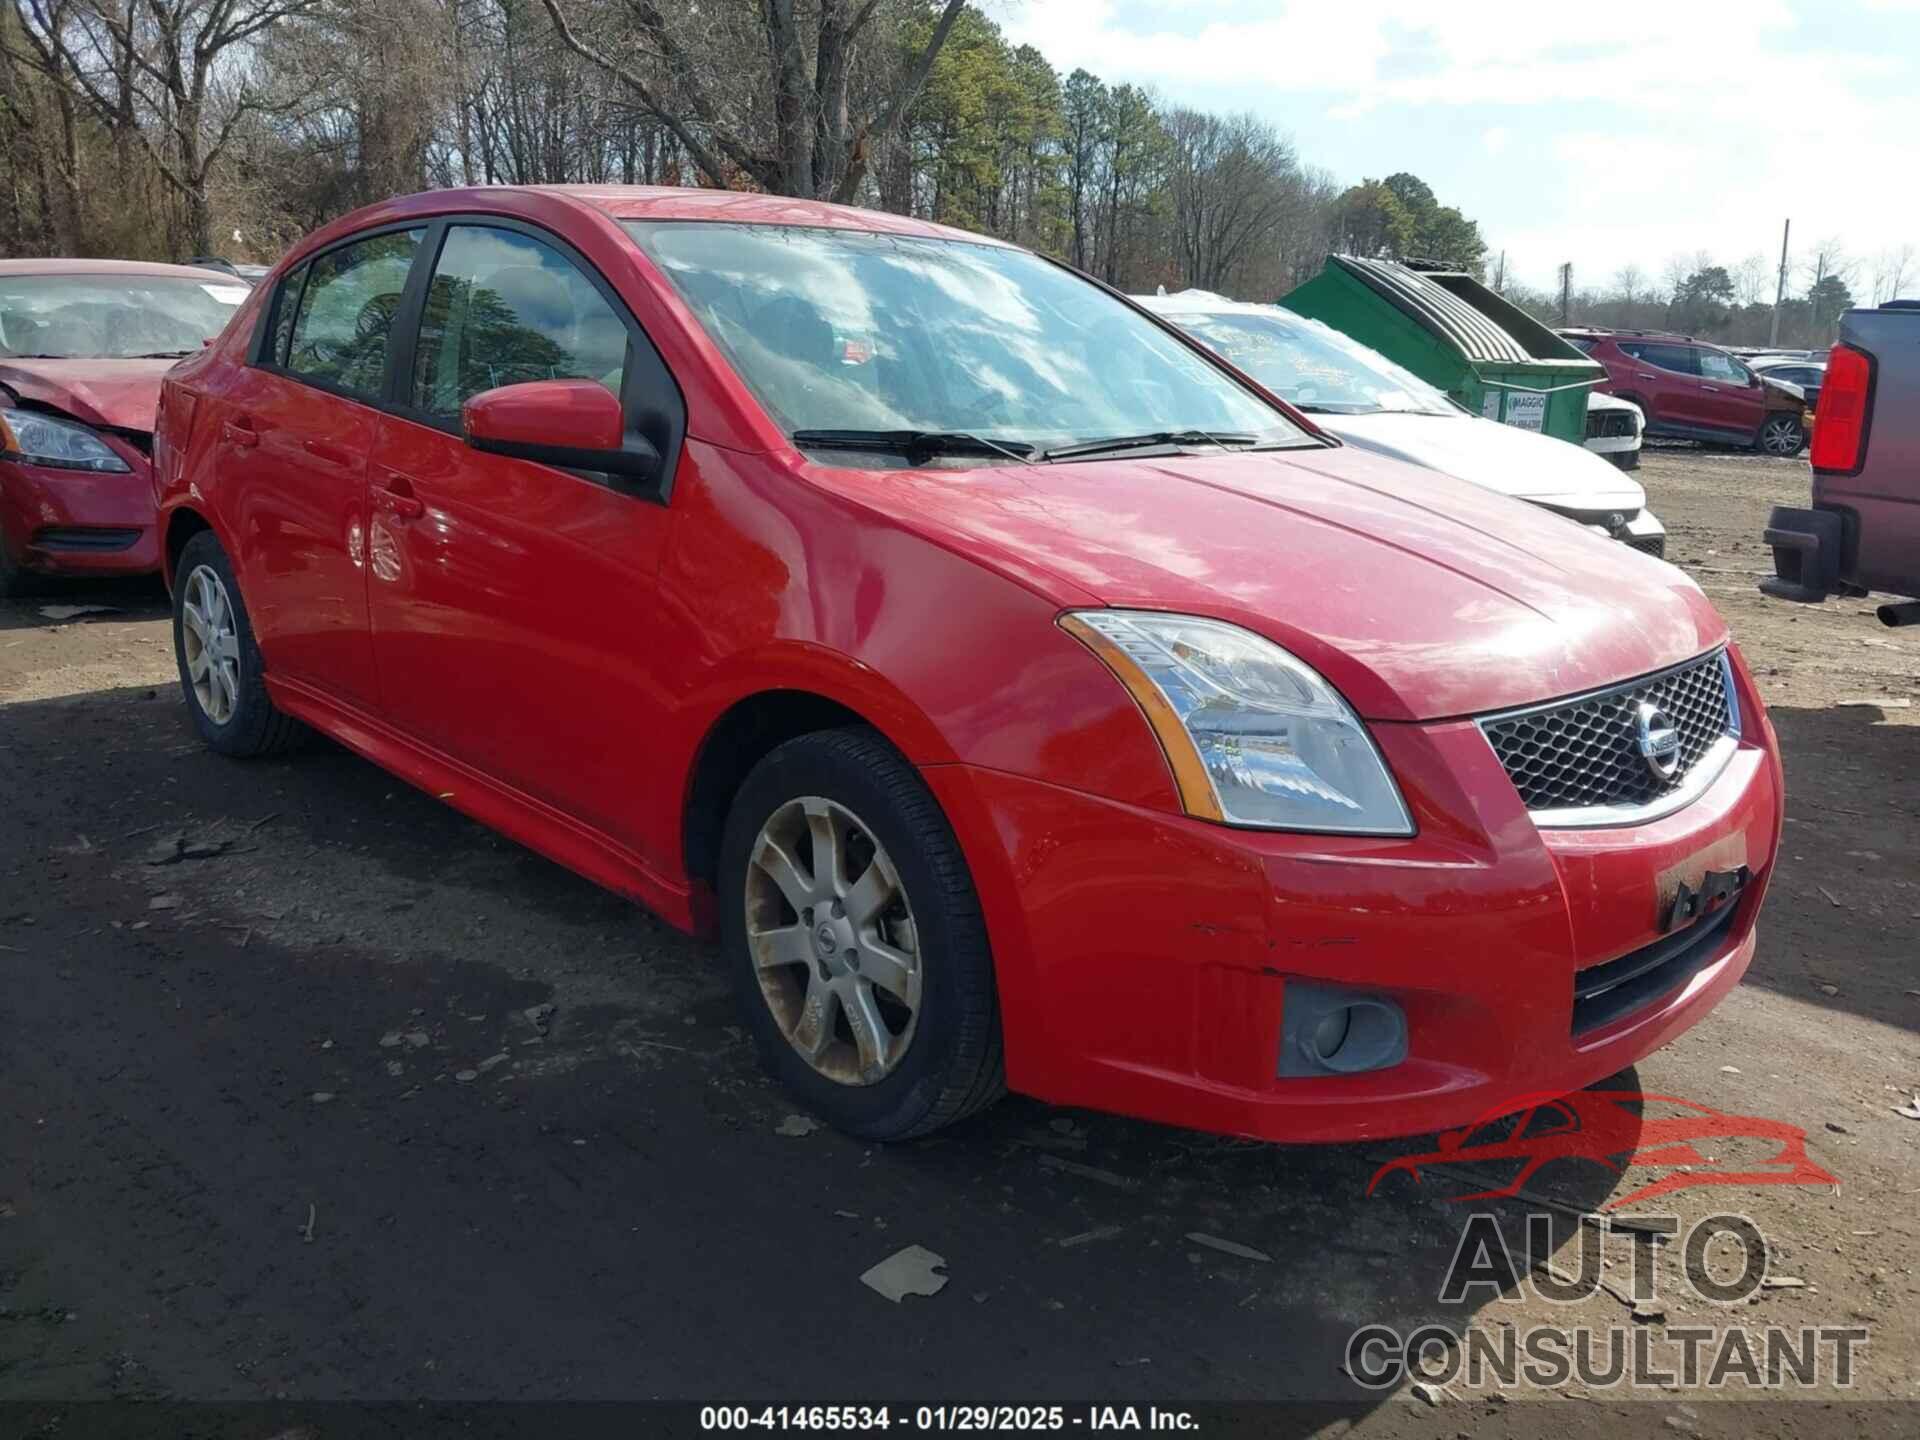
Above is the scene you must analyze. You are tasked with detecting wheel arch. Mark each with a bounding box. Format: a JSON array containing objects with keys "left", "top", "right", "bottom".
[
  {"left": 161, "top": 504, "right": 217, "bottom": 591},
  {"left": 679, "top": 655, "right": 961, "bottom": 907}
]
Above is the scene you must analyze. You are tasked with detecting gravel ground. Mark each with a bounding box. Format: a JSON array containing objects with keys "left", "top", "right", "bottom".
[{"left": 0, "top": 446, "right": 1915, "bottom": 1436}]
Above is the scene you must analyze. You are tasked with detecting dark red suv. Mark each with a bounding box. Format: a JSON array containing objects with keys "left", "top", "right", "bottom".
[{"left": 1562, "top": 329, "right": 1808, "bottom": 456}]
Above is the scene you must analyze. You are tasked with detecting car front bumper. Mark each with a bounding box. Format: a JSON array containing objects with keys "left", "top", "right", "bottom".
[
  {"left": 928, "top": 647, "right": 1782, "bottom": 1144},
  {"left": 0, "top": 453, "right": 160, "bottom": 578}
]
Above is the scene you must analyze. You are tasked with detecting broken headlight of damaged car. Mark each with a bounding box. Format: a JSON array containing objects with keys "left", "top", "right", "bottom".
[
  {"left": 1061, "top": 610, "right": 1413, "bottom": 835},
  {"left": 0, "top": 409, "right": 131, "bottom": 472}
]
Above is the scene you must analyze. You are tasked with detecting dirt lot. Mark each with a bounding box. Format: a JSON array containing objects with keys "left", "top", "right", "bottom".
[{"left": 1, "top": 447, "right": 1916, "bottom": 1436}]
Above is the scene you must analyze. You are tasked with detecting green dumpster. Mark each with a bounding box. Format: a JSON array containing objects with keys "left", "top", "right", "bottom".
[{"left": 1281, "top": 255, "right": 1603, "bottom": 446}]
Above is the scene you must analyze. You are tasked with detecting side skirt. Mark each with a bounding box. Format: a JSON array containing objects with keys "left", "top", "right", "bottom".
[{"left": 266, "top": 673, "right": 700, "bottom": 934}]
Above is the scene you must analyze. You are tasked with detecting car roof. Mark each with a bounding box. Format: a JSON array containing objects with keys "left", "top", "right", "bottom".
[
  {"left": 312, "top": 184, "right": 1010, "bottom": 252},
  {"left": 0, "top": 257, "right": 243, "bottom": 281}
]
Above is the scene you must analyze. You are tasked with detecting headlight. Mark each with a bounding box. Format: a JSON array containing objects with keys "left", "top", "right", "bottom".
[
  {"left": 0, "top": 409, "right": 132, "bottom": 472},
  {"left": 1061, "top": 610, "right": 1413, "bottom": 835}
]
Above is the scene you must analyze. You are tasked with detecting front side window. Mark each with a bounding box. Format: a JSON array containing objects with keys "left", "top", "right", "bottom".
[
  {"left": 0, "top": 273, "right": 246, "bottom": 359},
  {"left": 1698, "top": 351, "right": 1749, "bottom": 384},
  {"left": 284, "top": 229, "right": 424, "bottom": 399},
  {"left": 412, "top": 225, "right": 630, "bottom": 420},
  {"left": 1167, "top": 307, "right": 1455, "bottom": 417},
  {"left": 626, "top": 221, "right": 1305, "bottom": 459}
]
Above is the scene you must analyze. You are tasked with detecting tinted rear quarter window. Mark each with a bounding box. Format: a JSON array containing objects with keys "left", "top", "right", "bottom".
[{"left": 283, "top": 229, "right": 425, "bottom": 399}]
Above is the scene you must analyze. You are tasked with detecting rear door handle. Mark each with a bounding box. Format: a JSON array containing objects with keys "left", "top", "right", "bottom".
[
  {"left": 223, "top": 416, "right": 258, "bottom": 447},
  {"left": 373, "top": 473, "right": 425, "bottom": 521}
]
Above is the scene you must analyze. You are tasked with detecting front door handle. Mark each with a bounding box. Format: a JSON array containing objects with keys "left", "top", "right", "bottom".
[
  {"left": 373, "top": 474, "right": 425, "bottom": 521},
  {"left": 223, "top": 415, "right": 259, "bottom": 448}
]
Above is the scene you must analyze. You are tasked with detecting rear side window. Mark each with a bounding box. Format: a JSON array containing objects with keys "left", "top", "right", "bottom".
[
  {"left": 411, "top": 225, "right": 630, "bottom": 420},
  {"left": 1620, "top": 342, "right": 1697, "bottom": 375},
  {"left": 283, "top": 229, "right": 425, "bottom": 399}
]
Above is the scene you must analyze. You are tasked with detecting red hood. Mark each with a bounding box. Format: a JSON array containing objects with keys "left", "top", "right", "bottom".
[
  {"left": 822, "top": 444, "right": 1725, "bottom": 722},
  {"left": 0, "top": 358, "right": 175, "bottom": 432}
]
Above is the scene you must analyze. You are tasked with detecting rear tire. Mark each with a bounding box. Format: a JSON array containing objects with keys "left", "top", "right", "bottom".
[
  {"left": 718, "top": 726, "right": 1004, "bottom": 1140},
  {"left": 172, "top": 530, "right": 306, "bottom": 757},
  {"left": 1756, "top": 414, "right": 1806, "bottom": 457}
]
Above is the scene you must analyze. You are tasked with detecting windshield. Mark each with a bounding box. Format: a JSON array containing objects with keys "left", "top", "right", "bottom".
[
  {"left": 1165, "top": 306, "right": 1456, "bottom": 417},
  {"left": 0, "top": 273, "right": 247, "bottom": 359},
  {"left": 625, "top": 221, "right": 1306, "bottom": 458}
]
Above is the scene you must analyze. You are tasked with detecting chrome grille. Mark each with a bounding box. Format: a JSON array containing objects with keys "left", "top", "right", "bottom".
[{"left": 1479, "top": 651, "right": 1737, "bottom": 823}]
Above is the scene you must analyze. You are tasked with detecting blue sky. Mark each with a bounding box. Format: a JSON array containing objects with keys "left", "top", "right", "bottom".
[{"left": 999, "top": 0, "right": 1920, "bottom": 298}]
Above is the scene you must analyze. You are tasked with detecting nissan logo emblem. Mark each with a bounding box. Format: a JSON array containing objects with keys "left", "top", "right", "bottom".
[{"left": 1635, "top": 701, "right": 1682, "bottom": 781}]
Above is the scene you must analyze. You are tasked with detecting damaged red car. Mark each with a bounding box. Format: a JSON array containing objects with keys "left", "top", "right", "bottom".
[
  {"left": 0, "top": 259, "right": 250, "bottom": 594},
  {"left": 153, "top": 188, "right": 1785, "bottom": 1143}
]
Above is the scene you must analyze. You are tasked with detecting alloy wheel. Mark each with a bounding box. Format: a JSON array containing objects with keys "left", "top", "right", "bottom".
[
  {"left": 1760, "top": 418, "right": 1802, "bottom": 456},
  {"left": 744, "top": 796, "right": 922, "bottom": 1086},
  {"left": 180, "top": 563, "right": 241, "bottom": 726}
]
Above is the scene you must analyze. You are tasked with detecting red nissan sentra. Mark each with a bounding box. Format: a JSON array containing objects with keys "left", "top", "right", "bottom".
[
  {"left": 152, "top": 187, "right": 1784, "bottom": 1142},
  {"left": 1, "top": 259, "right": 251, "bottom": 593}
]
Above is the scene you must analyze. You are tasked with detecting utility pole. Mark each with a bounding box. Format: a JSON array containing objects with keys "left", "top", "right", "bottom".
[
  {"left": 1557, "top": 262, "right": 1572, "bottom": 325},
  {"left": 1494, "top": 251, "right": 1506, "bottom": 294},
  {"left": 1769, "top": 217, "right": 1791, "bottom": 347}
]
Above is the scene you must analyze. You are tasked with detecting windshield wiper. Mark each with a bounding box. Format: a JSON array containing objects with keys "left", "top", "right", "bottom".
[
  {"left": 791, "top": 429, "right": 1036, "bottom": 465},
  {"left": 125, "top": 350, "right": 197, "bottom": 359},
  {"left": 1037, "top": 429, "right": 1259, "bottom": 461}
]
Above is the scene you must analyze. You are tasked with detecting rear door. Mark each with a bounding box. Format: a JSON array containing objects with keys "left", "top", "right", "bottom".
[
  {"left": 1694, "top": 348, "right": 1767, "bottom": 440},
  {"left": 364, "top": 219, "right": 684, "bottom": 852},
  {"left": 1617, "top": 341, "right": 1702, "bottom": 433},
  {"left": 220, "top": 227, "right": 425, "bottom": 707}
]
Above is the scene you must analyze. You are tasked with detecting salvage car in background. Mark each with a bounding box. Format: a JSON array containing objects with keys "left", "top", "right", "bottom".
[
  {"left": 1751, "top": 356, "right": 1824, "bottom": 413},
  {"left": 0, "top": 258, "right": 249, "bottom": 595},
  {"left": 1563, "top": 327, "right": 1809, "bottom": 456},
  {"left": 1143, "top": 292, "right": 1663, "bottom": 552},
  {"left": 154, "top": 185, "right": 1782, "bottom": 1143},
  {"left": 1583, "top": 391, "right": 1645, "bottom": 471}
]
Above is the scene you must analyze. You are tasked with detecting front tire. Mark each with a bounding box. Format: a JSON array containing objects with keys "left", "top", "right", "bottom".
[
  {"left": 172, "top": 530, "right": 305, "bottom": 756},
  {"left": 719, "top": 727, "right": 1004, "bottom": 1140},
  {"left": 1756, "top": 414, "right": 1806, "bottom": 457}
]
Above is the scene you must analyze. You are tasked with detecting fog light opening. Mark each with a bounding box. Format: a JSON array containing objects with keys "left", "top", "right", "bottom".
[{"left": 1279, "top": 984, "right": 1408, "bottom": 1077}]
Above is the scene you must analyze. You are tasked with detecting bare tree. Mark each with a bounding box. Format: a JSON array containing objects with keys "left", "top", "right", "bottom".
[
  {"left": 1163, "top": 108, "right": 1299, "bottom": 293},
  {"left": 1612, "top": 262, "right": 1644, "bottom": 309},
  {"left": 1732, "top": 253, "right": 1770, "bottom": 308},
  {"left": 538, "top": 0, "right": 966, "bottom": 202},
  {"left": 1872, "top": 243, "right": 1916, "bottom": 304},
  {"left": 11, "top": 0, "right": 330, "bottom": 252}
]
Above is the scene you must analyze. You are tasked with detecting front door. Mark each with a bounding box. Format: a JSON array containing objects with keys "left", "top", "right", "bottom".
[
  {"left": 221, "top": 227, "right": 425, "bottom": 707},
  {"left": 365, "top": 221, "right": 679, "bottom": 856},
  {"left": 1694, "top": 349, "right": 1767, "bottom": 440}
]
